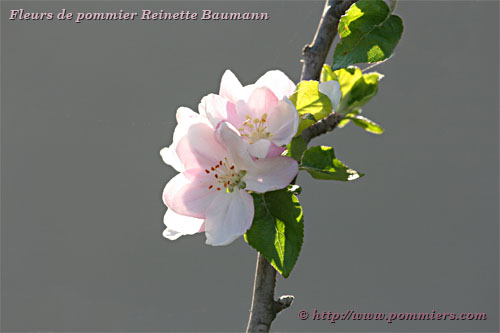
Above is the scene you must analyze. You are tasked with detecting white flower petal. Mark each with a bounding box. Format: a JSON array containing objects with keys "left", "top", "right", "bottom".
[
  {"left": 247, "top": 87, "right": 279, "bottom": 118},
  {"left": 161, "top": 106, "right": 208, "bottom": 172},
  {"left": 266, "top": 99, "right": 299, "bottom": 146},
  {"left": 160, "top": 145, "right": 184, "bottom": 172},
  {"left": 215, "top": 121, "right": 255, "bottom": 170},
  {"left": 176, "top": 106, "right": 199, "bottom": 123},
  {"left": 248, "top": 139, "right": 272, "bottom": 159},
  {"left": 219, "top": 70, "right": 243, "bottom": 103},
  {"left": 163, "top": 172, "right": 215, "bottom": 219},
  {"left": 239, "top": 84, "right": 256, "bottom": 102},
  {"left": 244, "top": 156, "right": 298, "bottom": 193},
  {"left": 255, "top": 70, "right": 296, "bottom": 99},
  {"left": 163, "top": 209, "right": 204, "bottom": 240},
  {"left": 234, "top": 100, "right": 251, "bottom": 128},
  {"left": 319, "top": 80, "right": 341, "bottom": 111},
  {"left": 176, "top": 122, "right": 228, "bottom": 171},
  {"left": 198, "top": 93, "right": 234, "bottom": 128},
  {"left": 265, "top": 143, "right": 286, "bottom": 158},
  {"left": 204, "top": 190, "right": 254, "bottom": 246}
]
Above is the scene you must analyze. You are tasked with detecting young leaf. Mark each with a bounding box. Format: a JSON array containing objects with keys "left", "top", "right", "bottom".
[
  {"left": 335, "top": 67, "right": 382, "bottom": 114},
  {"left": 332, "top": 0, "right": 403, "bottom": 70},
  {"left": 338, "top": 109, "right": 362, "bottom": 128},
  {"left": 320, "top": 64, "right": 337, "bottom": 83},
  {"left": 335, "top": 66, "right": 363, "bottom": 97},
  {"left": 300, "top": 146, "right": 364, "bottom": 181},
  {"left": 348, "top": 114, "right": 384, "bottom": 134},
  {"left": 245, "top": 189, "right": 304, "bottom": 278},
  {"left": 286, "top": 136, "right": 308, "bottom": 162},
  {"left": 289, "top": 80, "right": 333, "bottom": 134}
]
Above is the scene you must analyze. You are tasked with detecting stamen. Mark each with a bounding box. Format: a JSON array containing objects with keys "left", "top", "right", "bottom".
[
  {"left": 205, "top": 158, "right": 247, "bottom": 193},
  {"left": 237, "top": 113, "right": 272, "bottom": 144}
]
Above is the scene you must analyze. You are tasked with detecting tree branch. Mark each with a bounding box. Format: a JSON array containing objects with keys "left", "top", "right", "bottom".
[
  {"left": 301, "top": 0, "right": 357, "bottom": 81},
  {"left": 246, "top": 1, "right": 357, "bottom": 332},
  {"left": 246, "top": 254, "right": 293, "bottom": 332},
  {"left": 300, "top": 112, "right": 344, "bottom": 144},
  {"left": 300, "top": 0, "right": 358, "bottom": 144}
]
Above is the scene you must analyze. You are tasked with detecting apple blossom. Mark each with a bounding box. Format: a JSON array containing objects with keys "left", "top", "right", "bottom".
[
  {"left": 161, "top": 117, "right": 298, "bottom": 246},
  {"left": 199, "top": 70, "right": 299, "bottom": 158}
]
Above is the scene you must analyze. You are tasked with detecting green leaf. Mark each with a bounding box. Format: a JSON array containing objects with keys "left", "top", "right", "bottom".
[
  {"left": 335, "top": 67, "right": 382, "bottom": 114},
  {"left": 320, "top": 64, "right": 337, "bottom": 83},
  {"left": 334, "top": 66, "right": 363, "bottom": 97},
  {"left": 245, "top": 189, "right": 304, "bottom": 278},
  {"left": 337, "top": 110, "right": 384, "bottom": 134},
  {"left": 348, "top": 114, "right": 384, "bottom": 134},
  {"left": 286, "top": 136, "right": 308, "bottom": 162},
  {"left": 300, "top": 146, "right": 364, "bottom": 181},
  {"left": 289, "top": 80, "right": 333, "bottom": 134},
  {"left": 332, "top": 0, "right": 403, "bottom": 70},
  {"left": 338, "top": 109, "right": 362, "bottom": 128}
]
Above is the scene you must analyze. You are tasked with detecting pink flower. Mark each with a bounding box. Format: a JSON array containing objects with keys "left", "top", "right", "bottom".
[
  {"left": 161, "top": 114, "right": 298, "bottom": 246},
  {"left": 199, "top": 70, "right": 299, "bottom": 158}
]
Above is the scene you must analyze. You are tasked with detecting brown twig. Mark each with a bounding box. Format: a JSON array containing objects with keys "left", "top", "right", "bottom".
[
  {"left": 245, "top": 1, "right": 357, "bottom": 332},
  {"left": 300, "top": 0, "right": 358, "bottom": 144},
  {"left": 245, "top": 254, "right": 293, "bottom": 332},
  {"left": 300, "top": 112, "right": 344, "bottom": 144},
  {"left": 300, "top": 0, "right": 357, "bottom": 81}
]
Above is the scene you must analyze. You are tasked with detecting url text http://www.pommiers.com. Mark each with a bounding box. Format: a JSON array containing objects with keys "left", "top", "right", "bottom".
[{"left": 297, "top": 309, "right": 487, "bottom": 324}]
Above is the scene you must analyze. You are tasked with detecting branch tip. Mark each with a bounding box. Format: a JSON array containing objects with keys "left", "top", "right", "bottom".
[{"left": 274, "top": 295, "right": 294, "bottom": 313}]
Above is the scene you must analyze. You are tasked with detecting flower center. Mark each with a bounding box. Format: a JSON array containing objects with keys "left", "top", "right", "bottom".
[
  {"left": 238, "top": 113, "right": 272, "bottom": 144},
  {"left": 205, "top": 157, "right": 246, "bottom": 193}
]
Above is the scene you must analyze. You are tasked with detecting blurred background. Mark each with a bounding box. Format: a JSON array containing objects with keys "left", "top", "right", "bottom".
[{"left": 1, "top": 1, "right": 498, "bottom": 332}]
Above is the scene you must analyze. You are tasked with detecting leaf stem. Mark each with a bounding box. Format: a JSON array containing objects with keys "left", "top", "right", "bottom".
[{"left": 389, "top": 0, "right": 398, "bottom": 13}]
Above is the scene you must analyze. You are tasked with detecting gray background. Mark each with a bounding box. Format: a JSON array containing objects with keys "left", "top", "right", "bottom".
[{"left": 1, "top": 1, "right": 498, "bottom": 332}]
